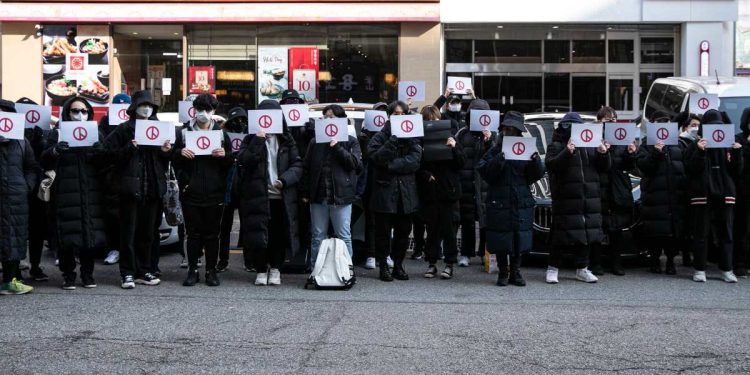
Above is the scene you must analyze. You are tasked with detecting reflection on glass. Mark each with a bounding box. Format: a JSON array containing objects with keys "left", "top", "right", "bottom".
[
  {"left": 544, "top": 73, "right": 570, "bottom": 112},
  {"left": 572, "top": 76, "right": 605, "bottom": 112},
  {"left": 572, "top": 40, "right": 605, "bottom": 63},
  {"left": 474, "top": 40, "right": 542, "bottom": 63},
  {"left": 609, "top": 40, "right": 634, "bottom": 63},
  {"left": 545, "top": 40, "right": 570, "bottom": 64},
  {"left": 609, "top": 79, "right": 633, "bottom": 111},
  {"left": 641, "top": 38, "right": 674, "bottom": 64}
]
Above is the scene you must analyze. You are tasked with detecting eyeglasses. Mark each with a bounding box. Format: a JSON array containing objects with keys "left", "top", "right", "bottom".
[{"left": 70, "top": 108, "right": 89, "bottom": 115}]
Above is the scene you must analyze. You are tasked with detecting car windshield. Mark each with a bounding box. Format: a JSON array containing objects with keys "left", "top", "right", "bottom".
[{"left": 719, "top": 96, "right": 750, "bottom": 132}]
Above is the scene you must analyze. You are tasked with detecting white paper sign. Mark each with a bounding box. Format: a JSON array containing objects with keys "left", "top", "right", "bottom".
[
  {"left": 446, "top": 76, "right": 473, "bottom": 94},
  {"left": 364, "top": 110, "right": 388, "bottom": 132},
  {"left": 162, "top": 78, "right": 172, "bottom": 95},
  {"left": 292, "top": 69, "right": 316, "bottom": 101},
  {"left": 281, "top": 104, "right": 308, "bottom": 127},
  {"left": 501, "top": 136, "right": 537, "bottom": 161},
  {"left": 135, "top": 120, "right": 176, "bottom": 146},
  {"left": 646, "top": 122, "right": 679, "bottom": 146},
  {"left": 185, "top": 130, "right": 223, "bottom": 156},
  {"left": 348, "top": 124, "right": 357, "bottom": 137},
  {"left": 59, "top": 121, "right": 98, "bottom": 147},
  {"left": 604, "top": 122, "right": 637, "bottom": 146},
  {"left": 0, "top": 112, "right": 28, "bottom": 140},
  {"left": 703, "top": 124, "right": 735, "bottom": 148},
  {"left": 248, "top": 109, "right": 283, "bottom": 135},
  {"left": 314, "top": 118, "right": 349, "bottom": 143},
  {"left": 178, "top": 101, "right": 197, "bottom": 123},
  {"left": 570, "top": 123, "right": 603, "bottom": 148},
  {"left": 226, "top": 132, "right": 245, "bottom": 153},
  {"left": 689, "top": 93, "right": 719, "bottom": 115},
  {"left": 16, "top": 104, "right": 52, "bottom": 130},
  {"left": 390, "top": 114, "right": 424, "bottom": 138},
  {"left": 470, "top": 110, "right": 500, "bottom": 132},
  {"left": 108, "top": 103, "right": 130, "bottom": 125},
  {"left": 398, "top": 81, "right": 426, "bottom": 102}
]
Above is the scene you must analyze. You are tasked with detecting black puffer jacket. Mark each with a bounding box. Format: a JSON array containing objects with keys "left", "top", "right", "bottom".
[
  {"left": 173, "top": 122, "right": 233, "bottom": 206},
  {"left": 599, "top": 145, "right": 635, "bottom": 231},
  {"left": 40, "top": 97, "right": 107, "bottom": 251},
  {"left": 302, "top": 135, "right": 363, "bottom": 205},
  {"left": 417, "top": 142, "right": 466, "bottom": 202},
  {"left": 545, "top": 126, "right": 612, "bottom": 246},
  {"left": 0, "top": 136, "right": 38, "bottom": 262},
  {"left": 454, "top": 126, "right": 495, "bottom": 226},
  {"left": 367, "top": 125, "right": 422, "bottom": 214},
  {"left": 635, "top": 137, "right": 689, "bottom": 238},
  {"left": 734, "top": 108, "right": 750, "bottom": 201}
]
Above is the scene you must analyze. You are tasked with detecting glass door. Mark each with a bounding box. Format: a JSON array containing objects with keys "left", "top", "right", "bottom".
[{"left": 474, "top": 73, "right": 542, "bottom": 113}]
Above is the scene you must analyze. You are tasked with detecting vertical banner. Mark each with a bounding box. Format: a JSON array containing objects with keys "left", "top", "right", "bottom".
[
  {"left": 288, "top": 47, "right": 319, "bottom": 102},
  {"left": 188, "top": 66, "right": 216, "bottom": 94},
  {"left": 257, "top": 47, "right": 289, "bottom": 103}
]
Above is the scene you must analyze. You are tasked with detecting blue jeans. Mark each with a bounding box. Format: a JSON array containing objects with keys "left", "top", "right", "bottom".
[{"left": 310, "top": 203, "right": 353, "bottom": 267}]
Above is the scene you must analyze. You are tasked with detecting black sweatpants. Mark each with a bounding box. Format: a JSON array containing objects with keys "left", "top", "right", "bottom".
[
  {"left": 460, "top": 218, "right": 486, "bottom": 258},
  {"left": 692, "top": 202, "right": 733, "bottom": 272},
  {"left": 183, "top": 203, "right": 223, "bottom": 271},
  {"left": 548, "top": 244, "right": 591, "bottom": 270},
  {"left": 59, "top": 248, "right": 94, "bottom": 279},
  {"left": 119, "top": 197, "right": 160, "bottom": 278},
  {"left": 423, "top": 201, "right": 458, "bottom": 264},
  {"left": 373, "top": 212, "right": 412, "bottom": 265},
  {"left": 251, "top": 199, "right": 288, "bottom": 272}
]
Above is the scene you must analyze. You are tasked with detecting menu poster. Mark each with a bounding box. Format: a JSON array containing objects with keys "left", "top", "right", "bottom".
[
  {"left": 188, "top": 66, "right": 215, "bottom": 94},
  {"left": 257, "top": 47, "right": 289, "bottom": 103},
  {"left": 288, "top": 47, "right": 320, "bottom": 102}
]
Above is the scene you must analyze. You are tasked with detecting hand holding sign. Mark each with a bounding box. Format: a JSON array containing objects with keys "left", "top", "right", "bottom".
[
  {"left": 470, "top": 110, "right": 500, "bottom": 132},
  {"left": 501, "top": 136, "right": 537, "bottom": 161},
  {"left": 390, "top": 114, "right": 424, "bottom": 138},
  {"left": 16, "top": 104, "right": 52, "bottom": 130},
  {"left": 248, "top": 110, "right": 283, "bottom": 135},
  {"left": 703, "top": 124, "right": 735, "bottom": 148},
  {"left": 398, "top": 81, "right": 425, "bottom": 102},
  {"left": 689, "top": 93, "right": 719, "bottom": 115},
  {"left": 185, "top": 130, "right": 223, "bottom": 156},
  {"left": 135, "top": 120, "right": 176, "bottom": 146},
  {"left": 570, "top": 123, "right": 603, "bottom": 148},
  {"left": 447, "top": 77, "right": 473, "bottom": 95},
  {"left": 59, "top": 121, "right": 98, "bottom": 147},
  {"left": 314, "top": 118, "right": 349, "bottom": 143},
  {"left": 646, "top": 122, "right": 679, "bottom": 146},
  {"left": 281, "top": 104, "right": 309, "bottom": 127},
  {"left": 604, "top": 122, "right": 637, "bottom": 146},
  {"left": 364, "top": 110, "right": 388, "bottom": 132}
]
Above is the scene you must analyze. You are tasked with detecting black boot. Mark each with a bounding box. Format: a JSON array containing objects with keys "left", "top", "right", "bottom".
[
  {"left": 182, "top": 268, "right": 199, "bottom": 287},
  {"left": 508, "top": 267, "right": 526, "bottom": 287},
  {"left": 379, "top": 265, "right": 393, "bottom": 282},
  {"left": 205, "top": 269, "right": 220, "bottom": 287},
  {"left": 665, "top": 257, "right": 677, "bottom": 275},
  {"left": 392, "top": 263, "right": 409, "bottom": 280},
  {"left": 610, "top": 253, "right": 625, "bottom": 276},
  {"left": 496, "top": 268, "right": 509, "bottom": 287}
]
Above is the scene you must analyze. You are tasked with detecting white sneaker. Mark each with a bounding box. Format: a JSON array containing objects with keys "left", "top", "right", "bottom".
[
  {"left": 364, "top": 257, "right": 376, "bottom": 270},
  {"left": 268, "top": 268, "right": 281, "bottom": 285},
  {"left": 721, "top": 271, "right": 738, "bottom": 283},
  {"left": 255, "top": 272, "right": 268, "bottom": 286},
  {"left": 19, "top": 261, "right": 30, "bottom": 270},
  {"left": 546, "top": 266, "right": 559, "bottom": 284},
  {"left": 575, "top": 268, "right": 598, "bottom": 283},
  {"left": 386, "top": 256, "right": 394, "bottom": 268},
  {"left": 103, "top": 250, "right": 119, "bottom": 265},
  {"left": 457, "top": 256, "right": 470, "bottom": 267},
  {"left": 693, "top": 271, "right": 707, "bottom": 282}
]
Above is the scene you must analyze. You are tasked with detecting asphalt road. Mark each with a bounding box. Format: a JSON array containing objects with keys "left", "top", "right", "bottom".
[{"left": 2, "top": 252, "right": 750, "bottom": 374}]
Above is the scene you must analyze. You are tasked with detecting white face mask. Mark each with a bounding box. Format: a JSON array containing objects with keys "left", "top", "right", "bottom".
[
  {"left": 136, "top": 105, "right": 153, "bottom": 119},
  {"left": 449, "top": 104, "right": 461, "bottom": 112},
  {"left": 70, "top": 112, "right": 84, "bottom": 122},
  {"left": 196, "top": 110, "right": 213, "bottom": 124},
  {"left": 681, "top": 127, "right": 699, "bottom": 140}
]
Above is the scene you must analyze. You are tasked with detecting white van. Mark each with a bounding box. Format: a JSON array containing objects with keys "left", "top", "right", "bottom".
[{"left": 643, "top": 76, "right": 750, "bottom": 132}]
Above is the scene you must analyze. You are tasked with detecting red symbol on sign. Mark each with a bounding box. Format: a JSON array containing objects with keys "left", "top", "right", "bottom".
[
  {"left": 406, "top": 85, "right": 418, "bottom": 97},
  {"left": 656, "top": 128, "right": 669, "bottom": 141},
  {"left": 374, "top": 115, "right": 386, "bottom": 128},
  {"left": 70, "top": 56, "right": 84, "bottom": 71},
  {"left": 259, "top": 115, "right": 273, "bottom": 129},
  {"left": 614, "top": 128, "right": 627, "bottom": 141},
  {"left": 512, "top": 142, "right": 526, "bottom": 156},
  {"left": 325, "top": 124, "right": 339, "bottom": 137},
  {"left": 145, "top": 126, "right": 160, "bottom": 140},
  {"left": 581, "top": 129, "right": 594, "bottom": 143},
  {"left": 196, "top": 136, "right": 211, "bottom": 150},
  {"left": 400, "top": 120, "right": 414, "bottom": 133},
  {"left": 455, "top": 81, "right": 465, "bottom": 90},
  {"left": 231, "top": 138, "right": 242, "bottom": 151},
  {"left": 25, "top": 110, "right": 40, "bottom": 124},
  {"left": 118, "top": 109, "right": 128, "bottom": 121},
  {"left": 72, "top": 127, "right": 88, "bottom": 141},
  {"left": 188, "top": 107, "right": 196, "bottom": 118},
  {"left": 0, "top": 118, "right": 14, "bottom": 132},
  {"left": 288, "top": 109, "right": 301, "bottom": 122},
  {"left": 697, "top": 97, "right": 710, "bottom": 110},
  {"left": 479, "top": 114, "right": 492, "bottom": 127},
  {"left": 713, "top": 129, "right": 725, "bottom": 143}
]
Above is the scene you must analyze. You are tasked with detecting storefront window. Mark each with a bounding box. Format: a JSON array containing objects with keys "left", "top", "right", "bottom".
[
  {"left": 544, "top": 73, "right": 570, "bottom": 112},
  {"left": 545, "top": 40, "right": 570, "bottom": 64},
  {"left": 641, "top": 38, "right": 674, "bottom": 64},
  {"left": 474, "top": 40, "right": 541, "bottom": 63},
  {"left": 609, "top": 40, "right": 634, "bottom": 63},
  {"left": 609, "top": 78, "right": 633, "bottom": 111},
  {"left": 572, "top": 76, "right": 605, "bottom": 112},
  {"left": 572, "top": 40, "right": 605, "bottom": 64},
  {"left": 446, "top": 39, "right": 472, "bottom": 63}
]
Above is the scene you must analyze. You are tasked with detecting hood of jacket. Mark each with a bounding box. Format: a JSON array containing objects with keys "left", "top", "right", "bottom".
[
  {"left": 127, "top": 90, "right": 159, "bottom": 118},
  {"left": 741, "top": 107, "right": 750, "bottom": 136},
  {"left": 61, "top": 96, "right": 94, "bottom": 122}
]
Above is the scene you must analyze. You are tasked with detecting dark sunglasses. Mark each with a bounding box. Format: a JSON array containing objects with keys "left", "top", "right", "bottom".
[{"left": 70, "top": 108, "right": 89, "bottom": 115}]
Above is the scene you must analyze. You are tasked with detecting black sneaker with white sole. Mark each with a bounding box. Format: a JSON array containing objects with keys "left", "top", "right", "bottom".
[
  {"left": 62, "top": 278, "right": 76, "bottom": 290},
  {"left": 30, "top": 267, "right": 49, "bottom": 282},
  {"left": 441, "top": 264, "right": 454, "bottom": 279},
  {"left": 81, "top": 275, "right": 97, "bottom": 288},
  {"left": 121, "top": 275, "right": 135, "bottom": 289},
  {"left": 135, "top": 273, "right": 161, "bottom": 286}
]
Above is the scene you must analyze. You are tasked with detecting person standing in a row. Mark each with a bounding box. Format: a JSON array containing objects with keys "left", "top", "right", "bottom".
[
  {"left": 217, "top": 106, "right": 248, "bottom": 272},
  {"left": 732, "top": 108, "right": 750, "bottom": 277}
]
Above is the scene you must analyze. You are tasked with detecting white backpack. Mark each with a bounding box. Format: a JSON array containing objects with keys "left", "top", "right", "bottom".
[{"left": 305, "top": 238, "right": 356, "bottom": 290}]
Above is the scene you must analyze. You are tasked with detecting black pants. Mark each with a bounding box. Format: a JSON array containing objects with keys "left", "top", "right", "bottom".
[
  {"left": 150, "top": 206, "right": 164, "bottom": 273},
  {"left": 590, "top": 230, "right": 624, "bottom": 268},
  {"left": 119, "top": 197, "right": 160, "bottom": 278},
  {"left": 549, "top": 244, "right": 590, "bottom": 269},
  {"left": 648, "top": 237, "right": 682, "bottom": 261},
  {"left": 59, "top": 248, "right": 94, "bottom": 279},
  {"left": 2, "top": 261, "right": 19, "bottom": 283},
  {"left": 251, "top": 199, "right": 288, "bottom": 271},
  {"left": 102, "top": 192, "right": 120, "bottom": 252},
  {"left": 424, "top": 201, "right": 458, "bottom": 264},
  {"left": 692, "top": 202, "right": 733, "bottom": 272},
  {"left": 497, "top": 253, "right": 522, "bottom": 271},
  {"left": 412, "top": 214, "right": 426, "bottom": 256},
  {"left": 373, "top": 212, "right": 412, "bottom": 265},
  {"left": 28, "top": 195, "right": 47, "bottom": 269},
  {"left": 219, "top": 200, "right": 239, "bottom": 264},
  {"left": 460, "top": 219, "right": 486, "bottom": 257},
  {"left": 184, "top": 203, "right": 223, "bottom": 271},
  {"left": 733, "top": 199, "right": 750, "bottom": 271}
]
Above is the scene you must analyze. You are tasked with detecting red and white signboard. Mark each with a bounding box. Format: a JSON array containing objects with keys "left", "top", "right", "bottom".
[
  {"left": 108, "top": 103, "right": 130, "bottom": 125},
  {"left": 398, "top": 81, "right": 425, "bottom": 102},
  {"left": 689, "top": 93, "right": 719, "bottom": 115},
  {"left": 570, "top": 123, "right": 603, "bottom": 148},
  {"left": 185, "top": 130, "right": 223, "bottom": 156},
  {"left": 135, "top": 120, "right": 176, "bottom": 146},
  {"left": 703, "top": 124, "right": 735, "bottom": 148},
  {"left": 0, "top": 112, "right": 27, "bottom": 141},
  {"left": 314, "top": 118, "right": 349, "bottom": 143},
  {"left": 226, "top": 132, "right": 246, "bottom": 153},
  {"left": 446, "top": 76, "right": 473, "bottom": 95},
  {"left": 16, "top": 104, "right": 52, "bottom": 130},
  {"left": 501, "top": 136, "right": 537, "bottom": 161},
  {"left": 59, "top": 121, "right": 98, "bottom": 147},
  {"left": 281, "top": 104, "right": 308, "bottom": 128},
  {"left": 248, "top": 109, "right": 283, "bottom": 135},
  {"left": 646, "top": 122, "right": 679, "bottom": 146},
  {"left": 292, "top": 69, "right": 317, "bottom": 102},
  {"left": 178, "top": 101, "right": 197, "bottom": 123},
  {"left": 364, "top": 110, "right": 388, "bottom": 132},
  {"left": 65, "top": 53, "right": 89, "bottom": 79},
  {"left": 470, "top": 109, "right": 500, "bottom": 132},
  {"left": 604, "top": 122, "right": 637, "bottom": 146},
  {"left": 390, "top": 114, "right": 424, "bottom": 138}
]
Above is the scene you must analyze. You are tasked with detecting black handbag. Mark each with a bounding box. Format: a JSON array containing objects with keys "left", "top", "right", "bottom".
[{"left": 422, "top": 120, "right": 454, "bottom": 161}]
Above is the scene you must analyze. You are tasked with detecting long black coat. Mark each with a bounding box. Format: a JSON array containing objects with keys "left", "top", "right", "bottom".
[
  {"left": 417, "top": 142, "right": 466, "bottom": 203},
  {"left": 478, "top": 138, "right": 545, "bottom": 255},
  {"left": 454, "top": 126, "right": 495, "bottom": 226},
  {"left": 0, "top": 139, "right": 39, "bottom": 261},
  {"left": 172, "top": 123, "right": 233, "bottom": 207},
  {"left": 545, "top": 128, "right": 612, "bottom": 246},
  {"left": 635, "top": 137, "right": 689, "bottom": 238},
  {"left": 366, "top": 125, "right": 422, "bottom": 215},
  {"left": 301, "top": 135, "right": 363, "bottom": 206},
  {"left": 599, "top": 145, "right": 635, "bottom": 231},
  {"left": 237, "top": 133, "right": 303, "bottom": 255}
]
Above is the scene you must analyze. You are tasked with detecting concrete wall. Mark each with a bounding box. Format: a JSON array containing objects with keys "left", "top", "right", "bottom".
[
  {"left": 399, "top": 23, "right": 442, "bottom": 109},
  {"left": 680, "top": 21, "right": 736, "bottom": 76},
  {"left": 1, "top": 22, "right": 42, "bottom": 103}
]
